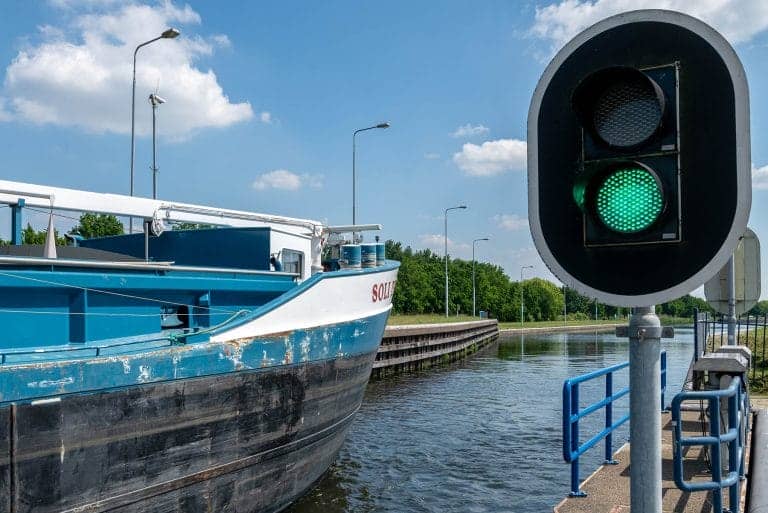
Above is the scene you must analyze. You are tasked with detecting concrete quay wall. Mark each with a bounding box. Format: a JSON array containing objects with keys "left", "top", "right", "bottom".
[{"left": 372, "top": 320, "right": 498, "bottom": 378}]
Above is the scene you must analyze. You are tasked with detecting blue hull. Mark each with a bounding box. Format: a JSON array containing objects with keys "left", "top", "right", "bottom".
[{"left": 0, "top": 311, "right": 389, "bottom": 513}]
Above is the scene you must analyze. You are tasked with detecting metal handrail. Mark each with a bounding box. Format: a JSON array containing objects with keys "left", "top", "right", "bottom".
[
  {"left": 562, "top": 351, "right": 667, "bottom": 497},
  {"left": 671, "top": 376, "right": 747, "bottom": 513}
]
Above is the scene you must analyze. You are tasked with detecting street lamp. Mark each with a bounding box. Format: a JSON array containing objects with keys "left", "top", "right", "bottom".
[
  {"left": 148, "top": 93, "right": 166, "bottom": 200},
  {"left": 563, "top": 284, "right": 567, "bottom": 327},
  {"left": 129, "top": 28, "right": 180, "bottom": 231},
  {"left": 472, "top": 237, "right": 489, "bottom": 317},
  {"left": 444, "top": 205, "right": 467, "bottom": 317},
  {"left": 352, "top": 122, "right": 390, "bottom": 239},
  {"left": 520, "top": 265, "right": 534, "bottom": 328}
]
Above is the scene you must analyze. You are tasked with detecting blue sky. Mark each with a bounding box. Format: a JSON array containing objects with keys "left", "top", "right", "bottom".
[{"left": 0, "top": 0, "right": 767, "bottom": 299}]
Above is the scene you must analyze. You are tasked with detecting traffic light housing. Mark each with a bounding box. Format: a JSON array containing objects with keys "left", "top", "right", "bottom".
[{"left": 528, "top": 10, "right": 751, "bottom": 306}]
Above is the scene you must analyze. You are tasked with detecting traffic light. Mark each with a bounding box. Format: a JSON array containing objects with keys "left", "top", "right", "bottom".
[
  {"left": 528, "top": 10, "right": 751, "bottom": 306},
  {"left": 572, "top": 64, "right": 679, "bottom": 247}
]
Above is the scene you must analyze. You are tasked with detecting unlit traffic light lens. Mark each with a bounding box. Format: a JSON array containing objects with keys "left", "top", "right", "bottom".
[
  {"left": 595, "top": 167, "right": 663, "bottom": 233},
  {"left": 593, "top": 80, "right": 663, "bottom": 148}
]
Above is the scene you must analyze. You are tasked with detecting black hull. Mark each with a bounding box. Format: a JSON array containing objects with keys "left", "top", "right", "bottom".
[{"left": 0, "top": 351, "right": 377, "bottom": 513}]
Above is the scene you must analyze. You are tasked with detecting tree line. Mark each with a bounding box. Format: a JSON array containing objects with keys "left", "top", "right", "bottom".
[
  {"left": 385, "top": 240, "right": 717, "bottom": 322},
  {"left": 4, "top": 221, "right": 765, "bottom": 320}
]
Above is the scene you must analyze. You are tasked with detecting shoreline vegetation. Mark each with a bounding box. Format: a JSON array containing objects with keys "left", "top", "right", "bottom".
[
  {"left": 388, "top": 314, "right": 691, "bottom": 328},
  {"left": 384, "top": 240, "right": 714, "bottom": 324}
]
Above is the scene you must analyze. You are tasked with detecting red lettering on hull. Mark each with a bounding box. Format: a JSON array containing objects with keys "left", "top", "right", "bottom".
[{"left": 372, "top": 280, "right": 397, "bottom": 302}]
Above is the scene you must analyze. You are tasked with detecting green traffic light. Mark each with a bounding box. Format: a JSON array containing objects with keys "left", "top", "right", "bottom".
[{"left": 595, "top": 167, "right": 663, "bottom": 233}]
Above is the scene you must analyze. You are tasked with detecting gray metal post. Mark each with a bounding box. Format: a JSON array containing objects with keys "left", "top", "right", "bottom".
[
  {"left": 727, "top": 255, "right": 737, "bottom": 345},
  {"left": 472, "top": 246, "right": 476, "bottom": 317},
  {"left": 151, "top": 97, "right": 158, "bottom": 200},
  {"left": 563, "top": 285, "right": 567, "bottom": 326},
  {"left": 629, "top": 305, "right": 662, "bottom": 513},
  {"left": 445, "top": 211, "right": 449, "bottom": 318},
  {"left": 443, "top": 205, "right": 466, "bottom": 318}
]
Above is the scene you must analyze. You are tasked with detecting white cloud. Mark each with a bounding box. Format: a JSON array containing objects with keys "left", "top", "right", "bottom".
[
  {"left": 259, "top": 111, "right": 272, "bottom": 124},
  {"left": 453, "top": 138, "right": 527, "bottom": 176},
  {"left": 451, "top": 123, "right": 490, "bottom": 139},
  {"left": 753, "top": 163, "right": 768, "bottom": 190},
  {"left": 493, "top": 214, "right": 529, "bottom": 231},
  {"left": 531, "top": 0, "right": 768, "bottom": 52},
  {"left": 0, "top": 98, "right": 12, "bottom": 122},
  {"left": 252, "top": 169, "right": 323, "bottom": 191},
  {"left": 418, "top": 234, "right": 470, "bottom": 253},
  {"left": 1, "top": 1, "right": 253, "bottom": 137}
]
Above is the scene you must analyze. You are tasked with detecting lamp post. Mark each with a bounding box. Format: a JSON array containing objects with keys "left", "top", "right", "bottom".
[
  {"left": 520, "top": 265, "right": 533, "bottom": 328},
  {"left": 352, "top": 122, "right": 390, "bottom": 240},
  {"left": 130, "top": 28, "right": 180, "bottom": 232},
  {"left": 444, "top": 205, "right": 467, "bottom": 317},
  {"left": 472, "top": 237, "right": 489, "bottom": 317},
  {"left": 563, "top": 284, "right": 567, "bottom": 327},
  {"left": 148, "top": 93, "right": 166, "bottom": 200}
]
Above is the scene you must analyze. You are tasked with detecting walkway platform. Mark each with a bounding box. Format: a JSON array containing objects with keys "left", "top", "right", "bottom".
[{"left": 553, "top": 407, "right": 749, "bottom": 513}]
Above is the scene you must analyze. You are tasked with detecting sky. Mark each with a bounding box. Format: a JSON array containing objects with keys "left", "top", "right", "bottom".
[{"left": 0, "top": 0, "right": 767, "bottom": 300}]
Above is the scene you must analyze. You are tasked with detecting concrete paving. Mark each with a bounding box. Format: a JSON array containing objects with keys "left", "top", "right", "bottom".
[{"left": 553, "top": 409, "right": 729, "bottom": 513}]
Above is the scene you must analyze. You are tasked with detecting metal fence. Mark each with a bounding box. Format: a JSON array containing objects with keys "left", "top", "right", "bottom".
[
  {"left": 671, "top": 375, "right": 748, "bottom": 513},
  {"left": 562, "top": 351, "right": 667, "bottom": 497},
  {"left": 694, "top": 309, "right": 768, "bottom": 386}
]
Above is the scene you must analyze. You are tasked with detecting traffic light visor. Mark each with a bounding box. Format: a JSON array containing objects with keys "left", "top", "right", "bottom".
[
  {"left": 573, "top": 67, "right": 666, "bottom": 149},
  {"left": 594, "top": 166, "right": 664, "bottom": 233}
]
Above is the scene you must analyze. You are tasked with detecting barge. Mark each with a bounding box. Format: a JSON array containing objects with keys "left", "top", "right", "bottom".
[{"left": 0, "top": 180, "right": 398, "bottom": 512}]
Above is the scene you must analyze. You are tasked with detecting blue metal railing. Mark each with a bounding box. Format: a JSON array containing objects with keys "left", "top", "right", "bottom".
[
  {"left": 671, "top": 376, "right": 747, "bottom": 513},
  {"left": 562, "top": 351, "right": 667, "bottom": 497}
]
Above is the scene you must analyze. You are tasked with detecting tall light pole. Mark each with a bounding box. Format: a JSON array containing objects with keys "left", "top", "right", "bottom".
[
  {"left": 472, "top": 237, "right": 489, "bottom": 317},
  {"left": 563, "top": 284, "right": 567, "bottom": 326},
  {"left": 130, "top": 28, "right": 180, "bottom": 231},
  {"left": 148, "top": 93, "right": 166, "bottom": 200},
  {"left": 520, "top": 265, "right": 533, "bottom": 328},
  {"left": 352, "top": 122, "right": 390, "bottom": 240},
  {"left": 444, "top": 205, "right": 467, "bottom": 317}
]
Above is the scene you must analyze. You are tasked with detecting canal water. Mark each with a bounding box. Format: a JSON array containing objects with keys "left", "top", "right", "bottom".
[{"left": 287, "top": 327, "right": 695, "bottom": 513}]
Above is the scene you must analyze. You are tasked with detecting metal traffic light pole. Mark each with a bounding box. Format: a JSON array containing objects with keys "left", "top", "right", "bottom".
[
  {"left": 628, "top": 306, "right": 662, "bottom": 512},
  {"left": 528, "top": 10, "right": 752, "bottom": 513}
]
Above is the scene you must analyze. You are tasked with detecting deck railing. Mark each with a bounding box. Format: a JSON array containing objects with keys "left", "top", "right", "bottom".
[
  {"left": 695, "top": 309, "right": 767, "bottom": 384},
  {"left": 562, "top": 351, "right": 667, "bottom": 497},
  {"left": 671, "top": 376, "right": 747, "bottom": 513}
]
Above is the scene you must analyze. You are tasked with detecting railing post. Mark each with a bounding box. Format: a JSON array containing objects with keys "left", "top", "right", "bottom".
[
  {"left": 693, "top": 308, "right": 700, "bottom": 362},
  {"left": 661, "top": 351, "right": 667, "bottom": 412},
  {"left": 710, "top": 396, "right": 723, "bottom": 513},
  {"left": 570, "top": 383, "right": 584, "bottom": 496},
  {"left": 604, "top": 372, "right": 617, "bottom": 464},
  {"left": 728, "top": 386, "right": 740, "bottom": 513}
]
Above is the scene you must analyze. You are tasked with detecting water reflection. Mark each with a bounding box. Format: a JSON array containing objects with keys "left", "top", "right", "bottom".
[{"left": 287, "top": 328, "right": 694, "bottom": 513}]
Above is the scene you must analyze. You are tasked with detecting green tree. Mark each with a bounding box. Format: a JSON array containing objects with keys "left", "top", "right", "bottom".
[
  {"left": 72, "top": 213, "right": 124, "bottom": 239},
  {"left": 522, "top": 278, "right": 564, "bottom": 321},
  {"left": 748, "top": 300, "right": 768, "bottom": 316},
  {"left": 22, "top": 223, "right": 66, "bottom": 246}
]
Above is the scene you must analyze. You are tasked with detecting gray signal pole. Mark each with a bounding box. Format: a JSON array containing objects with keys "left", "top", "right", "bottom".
[{"left": 628, "top": 306, "right": 662, "bottom": 513}]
